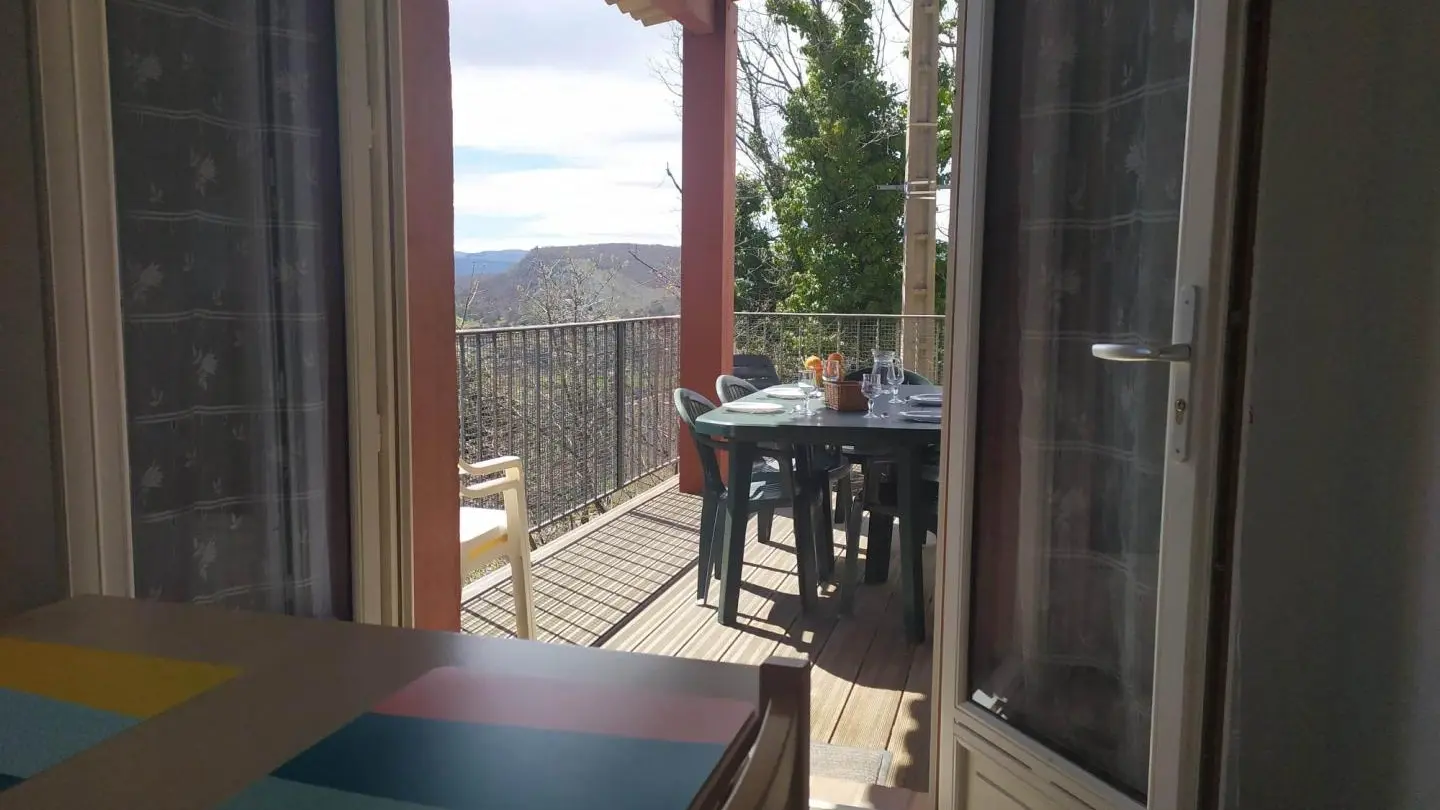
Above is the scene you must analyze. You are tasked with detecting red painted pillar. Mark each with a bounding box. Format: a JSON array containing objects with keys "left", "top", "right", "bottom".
[
  {"left": 399, "top": 0, "right": 460, "bottom": 631},
  {"left": 679, "top": 0, "right": 738, "bottom": 494}
]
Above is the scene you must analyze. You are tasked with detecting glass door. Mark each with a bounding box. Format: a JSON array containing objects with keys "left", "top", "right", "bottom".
[
  {"left": 964, "top": 0, "right": 1193, "bottom": 798},
  {"left": 941, "top": 0, "right": 1246, "bottom": 806},
  {"left": 104, "top": 0, "right": 351, "bottom": 618}
]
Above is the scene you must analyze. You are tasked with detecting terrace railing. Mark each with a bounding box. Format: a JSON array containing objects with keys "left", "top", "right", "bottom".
[
  {"left": 456, "top": 311, "right": 944, "bottom": 546},
  {"left": 457, "top": 316, "right": 680, "bottom": 542},
  {"left": 734, "top": 312, "right": 947, "bottom": 380}
]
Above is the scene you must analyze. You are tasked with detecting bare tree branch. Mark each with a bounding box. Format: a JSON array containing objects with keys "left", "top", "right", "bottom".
[
  {"left": 519, "top": 252, "right": 618, "bottom": 325},
  {"left": 457, "top": 258, "right": 483, "bottom": 327},
  {"left": 628, "top": 247, "right": 680, "bottom": 298}
]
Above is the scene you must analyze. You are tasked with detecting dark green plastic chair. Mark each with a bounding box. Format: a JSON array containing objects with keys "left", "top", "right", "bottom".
[{"left": 673, "top": 388, "right": 800, "bottom": 605}]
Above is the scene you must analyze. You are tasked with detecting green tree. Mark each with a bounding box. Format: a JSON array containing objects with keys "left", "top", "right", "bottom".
[
  {"left": 729, "top": 1, "right": 954, "bottom": 314},
  {"left": 667, "top": 2, "right": 952, "bottom": 313},
  {"left": 767, "top": 0, "right": 905, "bottom": 314},
  {"left": 734, "top": 173, "right": 781, "bottom": 311}
]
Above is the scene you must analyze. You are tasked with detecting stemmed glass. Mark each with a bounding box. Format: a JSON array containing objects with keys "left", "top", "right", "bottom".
[
  {"left": 822, "top": 357, "right": 844, "bottom": 384},
  {"left": 796, "top": 369, "right": 817, "bottom": 418},
  {"left": 886, "top": 357, "right": 905, "bottom": 403},
  {"left": 860, "top": 373, "right": 884, "bottom": 419}
]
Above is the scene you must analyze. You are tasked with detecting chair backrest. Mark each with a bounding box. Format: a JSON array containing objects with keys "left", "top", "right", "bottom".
[
  {"left": 458, "top": 456, "right": 531, "bottom": 543},
  {"left": 732, "top": 354, "right": 782, "bottom": 388},
  {"left": 844, "top": 367, "right": 934, "bottom": 385},
  {"left": 673, "top": 388, "right": 726, "bottom": 494},
  {"left": 718, "top": 657, "right": 810, "bottom": 810},
  {"left": 716, "top": 374, "right": 760, "bottom": 404}
]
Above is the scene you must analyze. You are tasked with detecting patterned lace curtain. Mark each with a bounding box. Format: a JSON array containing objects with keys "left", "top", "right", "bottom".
[
  {"left": 107, "top": 0, "right": 351, "bottom": 618},
  {"left": 967, "top": 0, "right": 1193, "bottom": 798}
]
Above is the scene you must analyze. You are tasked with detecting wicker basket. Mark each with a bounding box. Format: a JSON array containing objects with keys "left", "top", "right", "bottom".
[{"left": 823, "top": 381, "right": 868, "bottom": 412}]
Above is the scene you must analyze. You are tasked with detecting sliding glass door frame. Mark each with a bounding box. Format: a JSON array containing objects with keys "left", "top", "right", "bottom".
[
  {"left": 33, "top": 0, "right": 407, "bottom": 626},
  {"left": 933, "top": 0, "right": 1253, "bottom": 807}
]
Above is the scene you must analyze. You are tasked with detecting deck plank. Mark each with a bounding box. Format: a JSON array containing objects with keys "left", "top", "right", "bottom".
[
  {"left": 717, "top": 551, "right": 806, "bottom": 666},
  {"left": 459, "top": 480, "right": 932, "bottom": 789},
  {"left": 601, "top": 517, "right": 763, "bottom": 653},
  {"left": 809, "top": 581, "right": 892, "bottom": 743},
  {"left": 885, "top": 643, "right": 933, "bottom": 792},
  {"left": 721, "top": 522, "right": 840, "bottom": 668},
  {"left": 830, "top": 589, "right": 915, "bottom": 751},
  {"left": 676, "top": 526, "right": 800, "bottom": 662},
  {"left": 633, "top": 531, "right": 788, "bottom": 657}
]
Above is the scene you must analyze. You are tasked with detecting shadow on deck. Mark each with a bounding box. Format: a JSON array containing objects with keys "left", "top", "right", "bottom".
[{"left": 460, "top": 478, "right": 932, "bottom": 792}]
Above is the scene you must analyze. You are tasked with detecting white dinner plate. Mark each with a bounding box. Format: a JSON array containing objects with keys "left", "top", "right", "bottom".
[
  {"left": 722, "top": 401, "right": 786, "bottom": 414},
  {"left": 898, "top": 411, "right": 943, "bottom": 423},
  {"left": 907, "top": 393, "right": 944, "bottom": 406},
  {"left": 764, "top": 386, "right": 809, "bottom": 400}
]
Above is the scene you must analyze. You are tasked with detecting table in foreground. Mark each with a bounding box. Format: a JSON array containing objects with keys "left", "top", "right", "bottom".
[
  {"left": 0, "top": 597, "right": 763, "bottom": 810},
  {"left": 696, "top": 384, "right": 943, "bottom": 642}
]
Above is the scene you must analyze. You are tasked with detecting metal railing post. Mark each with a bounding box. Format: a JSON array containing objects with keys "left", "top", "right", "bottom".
[
  {"left": 456, "top": 335, "right": 470, "bottom": 453},
  {"left": 613, "top": 319, "right": 626, "bottom": 492}
]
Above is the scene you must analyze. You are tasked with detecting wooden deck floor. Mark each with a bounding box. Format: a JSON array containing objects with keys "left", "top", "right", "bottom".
[{"left": 460, "top": 478, "right": 932, "bottom": 792}]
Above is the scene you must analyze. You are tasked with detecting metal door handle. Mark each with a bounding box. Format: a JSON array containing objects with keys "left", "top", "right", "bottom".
[{"left": 1091, "top": 343, "right": 1192, "bottom": 363}]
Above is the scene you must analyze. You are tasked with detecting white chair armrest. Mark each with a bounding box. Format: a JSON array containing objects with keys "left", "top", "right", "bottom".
[
  {"left": 458, "top": 455, "right": 523, "bottom": 477},
  {"left": 460, "top": 477, "right": 521, "bottom": 500}
]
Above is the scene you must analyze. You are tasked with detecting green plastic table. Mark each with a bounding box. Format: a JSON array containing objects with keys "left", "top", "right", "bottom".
[{"left": 695, "top": 385, "right": 942, "bottom": 642}]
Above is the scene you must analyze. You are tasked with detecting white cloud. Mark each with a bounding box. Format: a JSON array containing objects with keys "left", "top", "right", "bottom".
[
  {"left": 450, "top": 64, "right": 682, "bottom": 250},
  {"left": 454, "top": 163, "right": 681, "bottom": 252},
  {"left": 449, "top": 1, "right": 681, "bottom": 251},
  {"left": 452, "top": 66, "right": 680, "bottom": 161},
  {"left": 448, "top": 1, "right": 936, "bottom": 252}
]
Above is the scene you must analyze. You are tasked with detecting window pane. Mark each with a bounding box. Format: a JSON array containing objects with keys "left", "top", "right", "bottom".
[{"left": 965, "top": 0, "right": 1194, "bottom": 798}]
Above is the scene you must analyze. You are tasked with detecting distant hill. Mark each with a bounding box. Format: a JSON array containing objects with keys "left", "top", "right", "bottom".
[
  {"left": 454, "top": 250, "right": 527, "bottom": 294},
  {"left": 455, "top": 243, "right": 680, "bottom": 326}
]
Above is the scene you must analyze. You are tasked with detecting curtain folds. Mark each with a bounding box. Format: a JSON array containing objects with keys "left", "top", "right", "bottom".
[{"left": 107, "top": 0, "right": 351, "bottom": 618}]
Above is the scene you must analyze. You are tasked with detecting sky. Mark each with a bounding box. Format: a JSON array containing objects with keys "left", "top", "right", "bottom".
[
  {"left": 449, "top": 0, "right": 681, "bottom": 252},
  {"left": 448, "top": 0, "right": 932, "bottom": 254}
]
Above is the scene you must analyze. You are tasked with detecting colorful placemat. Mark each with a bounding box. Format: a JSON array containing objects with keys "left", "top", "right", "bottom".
[
  {"left": 221, "top": 666, "right": 757, "bottom": 810},
  {"left": 0, "top": 637, "right": 238, "bottom": 792}
]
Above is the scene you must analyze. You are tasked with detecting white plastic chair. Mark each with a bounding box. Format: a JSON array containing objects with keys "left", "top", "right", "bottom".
[{"left": 459, "top": 455, "right": 536, "bottom": 639}]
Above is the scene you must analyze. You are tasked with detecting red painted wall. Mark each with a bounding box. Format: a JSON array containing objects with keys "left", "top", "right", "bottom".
[
  {"left": 678, "top": 0, "right": 738, "bottom": 493},
  {"left": 399, "top": 0, "right": 459, "bottom": 631}
]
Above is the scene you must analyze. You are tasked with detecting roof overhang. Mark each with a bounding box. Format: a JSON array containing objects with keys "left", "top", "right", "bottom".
[{"left": 604, "top": 0, "right": 716, "bottom": 33}]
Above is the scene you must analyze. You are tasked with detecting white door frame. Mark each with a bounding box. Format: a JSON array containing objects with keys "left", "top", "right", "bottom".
[
  {"left": 933, "top": 0, "right": 1254, "bottom": 807},
  {"left": 33, "top": 0, "right": 134, "bottom": 600},
  {"left": 32, "top": 0, "right": 407, "bottom": 626},
  {"left": 335, "top": 0, "right": 406, "bottom": 627}
]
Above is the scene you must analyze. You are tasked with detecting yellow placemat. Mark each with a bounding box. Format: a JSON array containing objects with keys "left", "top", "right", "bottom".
[{"left": 0, "top": 636, "right": 238, "bottom": 718}]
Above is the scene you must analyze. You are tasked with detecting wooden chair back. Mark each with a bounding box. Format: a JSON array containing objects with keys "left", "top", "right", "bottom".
[{"left": 719, "top": 657, "right": 810, "bottom": 810}]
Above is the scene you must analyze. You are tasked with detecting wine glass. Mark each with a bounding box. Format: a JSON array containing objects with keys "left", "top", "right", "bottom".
[
  {"left": 822, "top": 357, "right": 843, "bottom": 384},
  {"left": 859, "top": 373, "right": 884, "bottom": 419},
  {"left": 796, "top": 369, "right": 817, "bottom": 418},
  {"left": 886, "top": 357, "right": 905, "bottom": 403}
]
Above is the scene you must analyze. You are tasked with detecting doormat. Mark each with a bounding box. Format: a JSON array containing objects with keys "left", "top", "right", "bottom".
[{"left": 810, "top": 742, "right": 893, "bottom": 784}]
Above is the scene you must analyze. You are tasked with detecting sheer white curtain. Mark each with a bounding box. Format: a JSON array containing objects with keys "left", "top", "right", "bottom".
[
  {"left": 967, "top": 0, "right": 1193, "bottom": 798},
  {"left": 107, "top": 0, "right": 350, "bottom": 618}
]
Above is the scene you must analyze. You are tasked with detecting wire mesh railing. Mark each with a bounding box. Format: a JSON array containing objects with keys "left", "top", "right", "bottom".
[
  {"left": 734, "top": 312, "right": 947, "bottom": 380},
  {"left": 456, "top": 311, "right": 944, "bottom": 548},
  {"left": 456, "top": 316, "right": 680, "bottom": 544}
]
